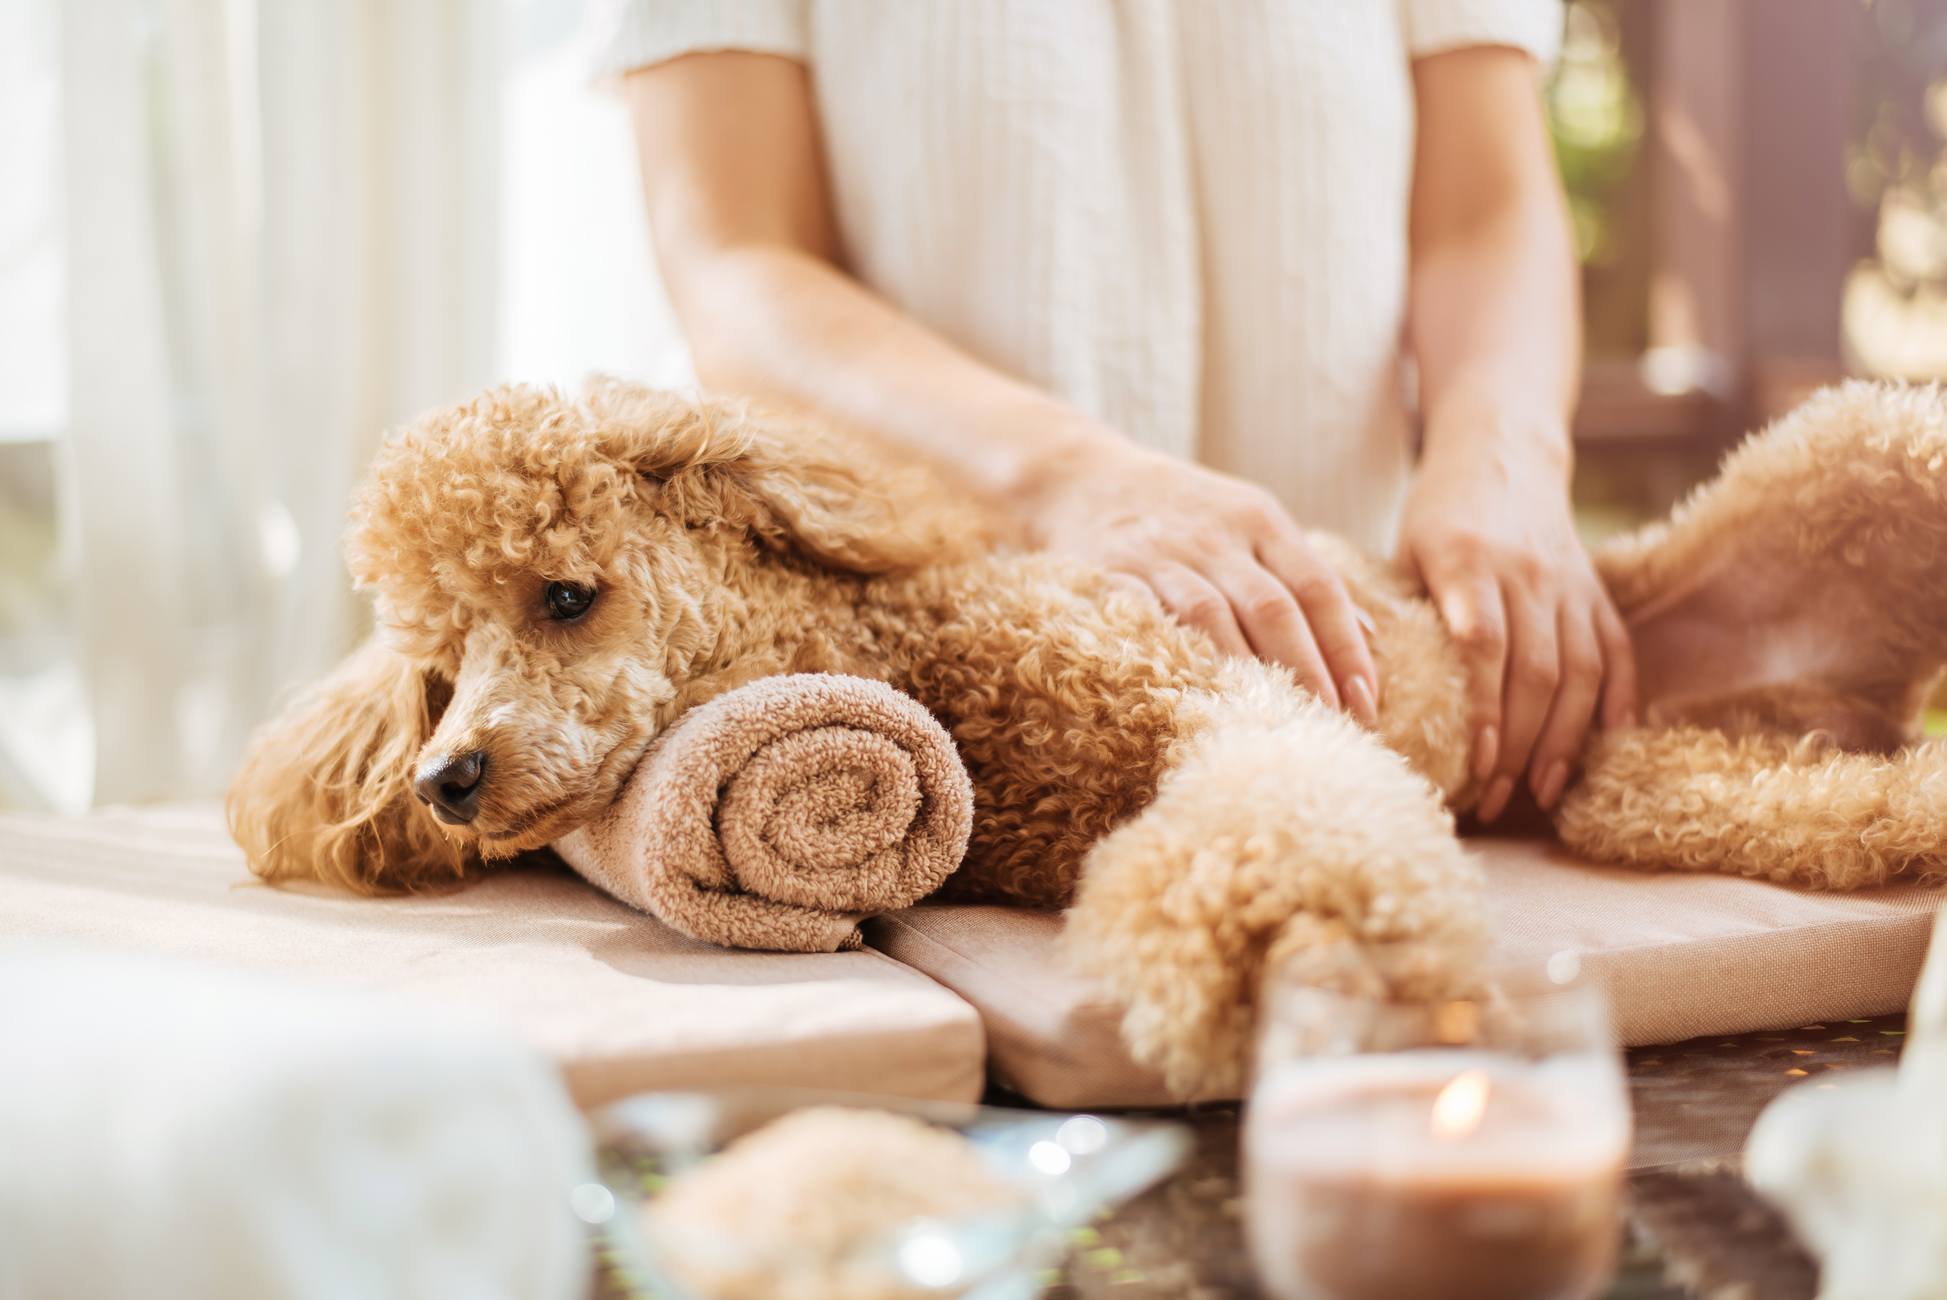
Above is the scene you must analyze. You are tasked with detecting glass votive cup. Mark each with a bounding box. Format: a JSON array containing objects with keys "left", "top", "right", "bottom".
[{"left": 1243, "top": 954, "right": 1629, "bottom": 1300}]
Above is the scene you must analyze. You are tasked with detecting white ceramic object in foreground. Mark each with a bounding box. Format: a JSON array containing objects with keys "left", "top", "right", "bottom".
[
  {"left": 0, "top": 945, "right": 593, "bottom": 1300},
  {"left": 1746, "top": 906, "right": 1947, "bottom": 1300}
]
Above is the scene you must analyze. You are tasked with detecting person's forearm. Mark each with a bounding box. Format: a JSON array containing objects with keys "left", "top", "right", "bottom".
[
  {"left": 1399, "top": 48, "right": 1629, "bottom": 820},
  {"left": 1406, "top": 46, "right": 1580, "bottom": 473},
  {"left": 624, "top": 49, "right": 1375, "bottom": 704},
  {"left": 1409, "top": 180, "right": 1580, "bottom": 474},
  {"left": 663, "top": 241, "right": 1119, "bottom": 512},
  {"left": 627, "top": 53, "right": 1123, "bottom": 522}
]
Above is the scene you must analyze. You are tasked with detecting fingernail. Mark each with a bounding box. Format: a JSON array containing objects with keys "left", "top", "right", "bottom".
[
  {"left": 1535, "top": 759, "right": 1569, "bottom": 810},
  {"left": 1478, "top": 775, "right": 1515, "bottom": 823},
  {"left": 1346, "top": 676, "right": 1378, "bottom": 726},
  {"left": 1471, "top": 726, "right": 1499, "bottom": 783}
]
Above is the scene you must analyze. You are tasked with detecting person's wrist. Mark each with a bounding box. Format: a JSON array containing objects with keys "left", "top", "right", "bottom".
[
  {"left": 1007, "top": 409, "right": 1129, "bottom": 530},
  {"left": 1422, "top": 397, "right": 1573, "bottom": 483}
]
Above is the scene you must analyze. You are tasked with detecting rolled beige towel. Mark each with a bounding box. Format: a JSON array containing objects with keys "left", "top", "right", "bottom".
[{"left": 555, "top": 674, "right": 973, "bottom": 952}]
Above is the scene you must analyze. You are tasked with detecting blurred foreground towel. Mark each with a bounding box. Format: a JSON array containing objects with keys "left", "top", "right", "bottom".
[
  {"left": 0, "top": 947, "right": 593, "bottom": 1300},
  {"left": 557, "top": 673, "right": 973, "bottom": 953}
]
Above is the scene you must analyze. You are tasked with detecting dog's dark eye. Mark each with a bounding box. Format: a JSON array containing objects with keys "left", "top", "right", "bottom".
[{"left": 544, "top": 581, "right": 597, "bottom": 622}]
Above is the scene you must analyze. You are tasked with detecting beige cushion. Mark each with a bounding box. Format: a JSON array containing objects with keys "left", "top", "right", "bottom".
[
  {"left": 868, "top": 836, "right": 1947, "bottom": 1108},
  {"left": 0, "top": 804, "right": 986, "bottom": 1107}
]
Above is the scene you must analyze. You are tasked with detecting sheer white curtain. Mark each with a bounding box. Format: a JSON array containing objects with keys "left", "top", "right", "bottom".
[{"left": 50, "top": 0, "right": 502, "bottom": 806}]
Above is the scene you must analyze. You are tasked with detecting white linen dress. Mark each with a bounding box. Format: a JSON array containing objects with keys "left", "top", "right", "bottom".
[{"left": 596, "top": 0, "right": 1561, "bottom": 552}]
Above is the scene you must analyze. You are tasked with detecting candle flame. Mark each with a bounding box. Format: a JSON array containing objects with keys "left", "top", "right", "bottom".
[{"left": 1429, "top": 1068, "right": 1491, "bottom": 1140}]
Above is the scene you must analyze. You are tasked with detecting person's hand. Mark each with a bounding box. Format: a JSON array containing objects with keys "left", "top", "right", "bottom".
[
  {"left": 1397, "top": 418, "right": 1637, "bottom": 822},
  {"left": 1023, "top": 427, "right": 1379, "bottom": 723}
]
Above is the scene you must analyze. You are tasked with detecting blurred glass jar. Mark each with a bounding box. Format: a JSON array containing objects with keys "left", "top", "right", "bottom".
[{"left": 1244, "top": 953, "right": 1629, "bottom": 1300}]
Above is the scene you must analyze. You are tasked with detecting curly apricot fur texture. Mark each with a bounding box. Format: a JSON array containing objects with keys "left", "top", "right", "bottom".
[
  {"left": 1559, "top": 380, "right": 1947, "bottom": 888},
  {"left": 229, "top": 379, "right": 1947, "bottom": 1096}
]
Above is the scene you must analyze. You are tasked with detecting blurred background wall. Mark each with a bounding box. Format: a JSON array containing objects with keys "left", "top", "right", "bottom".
[{"left": 0, "top": 0, "right": 1941, "bottom": 812}]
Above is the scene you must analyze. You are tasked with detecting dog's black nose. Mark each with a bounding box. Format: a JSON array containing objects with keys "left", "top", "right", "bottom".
[{"left": 414, "top": 751, "right": 487, "bottom": 825}]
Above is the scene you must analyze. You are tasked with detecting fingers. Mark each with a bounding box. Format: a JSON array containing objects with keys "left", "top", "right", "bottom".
[
  {"left": 1430, "top": 569, "right": 1508, "bottom": 794},
  {"left": 1593, "top": 596, "right": 1640, "bottom": 731},
  {"left": 1525, "top": 604, "right": 1603, "bottom": 810},
  {"left": 1479, "top": 580, "right": 1559, "bottom": 822},
  {"left": 1256, "top": 532, "right": 1379, "bottom": 723},
  {"left": 1206, "top": 559, "right": 1342, "bottom": 710},
  {"left": 1142, "top": 562, "right": 1252, "bottom": 660}
]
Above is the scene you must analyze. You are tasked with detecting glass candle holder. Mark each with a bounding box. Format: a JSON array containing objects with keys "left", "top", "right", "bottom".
[{"left": 1243, "top": 956, "right": 1629, "bottom": 1300}]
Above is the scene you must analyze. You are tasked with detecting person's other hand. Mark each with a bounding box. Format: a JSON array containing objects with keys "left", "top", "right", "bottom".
[
  {"left": 1025, "top": 431, "right": 1379, "bottom": 724},
  {"left": 1397, "top": 420, "right": 1637, "bottom": 822}
]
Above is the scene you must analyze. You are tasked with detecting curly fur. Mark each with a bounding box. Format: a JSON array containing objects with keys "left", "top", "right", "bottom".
[
  {"left": 1557, "top": 727, "right": 1947, "bottom": 890},
  {"left": 229, "top": 378, "right": 1947, "bottom": 1097},
  {"left": 228, "top": 637, "right": 467, "bottom": 892},
  {"left": 1558, "top": 379, "right": 1947, "bottom": 887},
  {"left": 230, "top": 381, "right": 973, "bottom": 894}
]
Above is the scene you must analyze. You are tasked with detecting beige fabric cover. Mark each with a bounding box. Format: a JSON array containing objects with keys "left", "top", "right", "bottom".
[
  {"left": 0, "top": 805, "right": 985, "bottom": 1107},
  {"left": 868, "top": 837, "right": 1947, "bottom": 1108}
]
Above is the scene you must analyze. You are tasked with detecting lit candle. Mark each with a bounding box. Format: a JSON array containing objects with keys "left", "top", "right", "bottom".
[{"left": 1244, "top": 1051, "right": 1628, "bottom": 1300}]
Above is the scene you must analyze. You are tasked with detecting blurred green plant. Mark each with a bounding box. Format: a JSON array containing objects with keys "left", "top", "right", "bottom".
[{"left": 1546, "top": 1, "right": 1644, "bottom": 267}]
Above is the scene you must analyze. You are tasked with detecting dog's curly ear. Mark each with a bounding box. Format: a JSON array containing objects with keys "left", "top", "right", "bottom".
[
  {"left": 583, "top": 377, "right": 979, "bottom": 573},
  {"left": 227, "top": 637, "right": 476, "bottom": 893}
]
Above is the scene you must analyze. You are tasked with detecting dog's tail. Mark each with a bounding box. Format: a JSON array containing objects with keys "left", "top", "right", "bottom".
[{"left": 1059, "top": 660, "right": 1487, "bottom": 1099}]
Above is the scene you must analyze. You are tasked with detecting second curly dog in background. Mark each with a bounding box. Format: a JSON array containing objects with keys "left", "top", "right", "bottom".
[{"left": 230, "top": 379, "right": 1947, "bottom": 1097}]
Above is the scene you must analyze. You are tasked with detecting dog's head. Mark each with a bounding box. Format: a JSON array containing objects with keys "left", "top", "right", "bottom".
[{"left": 228, "top": 380, "right": 957, "bottom": 892}]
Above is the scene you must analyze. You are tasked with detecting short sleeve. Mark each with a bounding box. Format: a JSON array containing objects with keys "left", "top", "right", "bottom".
[
  {"left": 586, "top": 0, "right": 809, "bottom": 82},
  {"left": 1403, "top": 0, "right": 1563, "bottom": 66}
]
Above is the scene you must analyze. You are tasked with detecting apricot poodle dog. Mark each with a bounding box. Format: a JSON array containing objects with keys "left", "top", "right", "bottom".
[{"left": 230, "top": 379, "right": 1947, "bottom": 1096}]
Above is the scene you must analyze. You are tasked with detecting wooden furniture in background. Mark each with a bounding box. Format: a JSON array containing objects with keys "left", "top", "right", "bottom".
[{"left": 1574, "top": 0, "right": 1863, "bottom": 449}]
